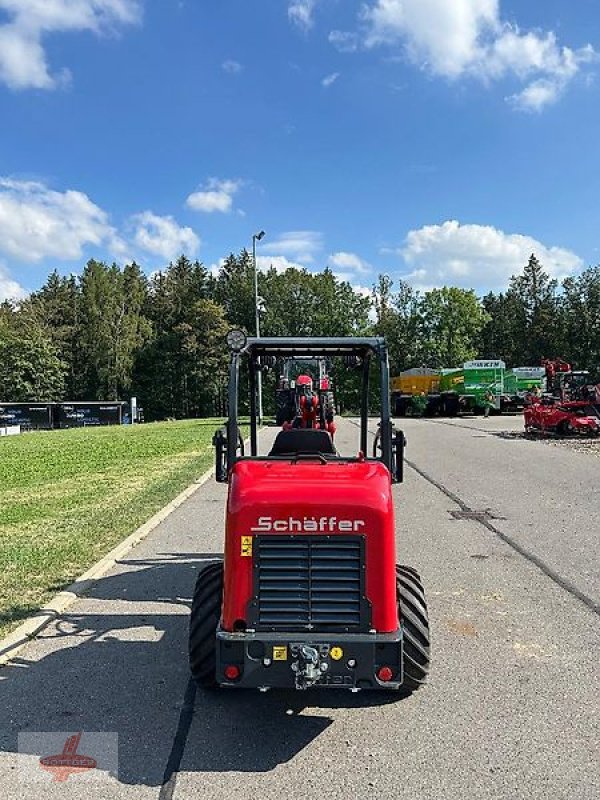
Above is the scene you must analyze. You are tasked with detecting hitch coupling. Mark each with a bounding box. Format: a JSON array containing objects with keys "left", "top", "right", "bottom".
[{"left": 290, "top": 644, "right": 330, "bottom": 690}]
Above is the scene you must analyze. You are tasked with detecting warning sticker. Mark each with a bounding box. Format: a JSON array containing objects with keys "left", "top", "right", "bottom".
[
  {"left": 273, "top": 646, "right": 288, "bottom": 661},
  {"left": 240, "top": 536, "right": 253, "bottom": 557}
]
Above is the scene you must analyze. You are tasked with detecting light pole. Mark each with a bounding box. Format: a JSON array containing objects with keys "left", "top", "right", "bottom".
[{"left": 252, "top": 230, "right": 265, "bottom": 423}]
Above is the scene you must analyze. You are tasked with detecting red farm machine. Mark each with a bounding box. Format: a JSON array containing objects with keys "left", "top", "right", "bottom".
[
  {"left": 275, "top": 357, "right": 336, "bottom": 439},
  {"left": 523, "top": 358, "right": 600, "bottom": 437},
  {"left": 190, "top": 334, "right": 430, "bottom": 694}
]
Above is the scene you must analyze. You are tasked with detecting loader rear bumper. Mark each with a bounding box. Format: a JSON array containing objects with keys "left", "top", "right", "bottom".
[{"left": 216, "top": 628, "right": 404, "bottom": 690}]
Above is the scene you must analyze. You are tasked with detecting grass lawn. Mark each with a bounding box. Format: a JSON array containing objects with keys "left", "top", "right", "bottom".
[{"left": 0, "top": 419, "right": 227, "bottom": 639}]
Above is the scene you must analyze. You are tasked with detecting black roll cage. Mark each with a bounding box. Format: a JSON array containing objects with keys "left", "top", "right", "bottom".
[{"left": 226, "top": 336, "right": 394, "bottom": 473}]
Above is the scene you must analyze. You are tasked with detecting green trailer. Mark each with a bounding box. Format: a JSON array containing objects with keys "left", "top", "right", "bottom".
[
  {"left": 438, "top": 361, "right": 505, "bottom": 415},
  {"left": 461, "top": 360, "right": 506, "bottom": 414}
]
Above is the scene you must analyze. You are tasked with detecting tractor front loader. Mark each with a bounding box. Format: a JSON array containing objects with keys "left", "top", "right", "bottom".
[{"left": 190, "top": 334, "right": 430, "bottom": 694}]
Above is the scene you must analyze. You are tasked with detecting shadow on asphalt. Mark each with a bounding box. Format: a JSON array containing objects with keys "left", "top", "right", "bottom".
[{"left": 0, "top": 552, "right": 407, "bottom": 785}]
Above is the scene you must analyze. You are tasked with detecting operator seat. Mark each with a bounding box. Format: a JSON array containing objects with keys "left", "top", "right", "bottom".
[{"left": 269, "top": 429, "right": 336, "bottom": 456}]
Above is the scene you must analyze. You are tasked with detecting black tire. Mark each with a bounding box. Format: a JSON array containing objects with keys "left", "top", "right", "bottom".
[
  {"left": 396, "top": 565, "right": 430, "bottom": 695},
  {"left": 443, "top": 395, "right": 459, "bottom": 417},
  {"left": 557, "top": 420, "right": 573, "bottom": 437},
  {"left": 189, "top": 561, "right": 224, "bottom": 689},
  {"left": 393, "top": 396, "right": 408, "bottom": 417}
]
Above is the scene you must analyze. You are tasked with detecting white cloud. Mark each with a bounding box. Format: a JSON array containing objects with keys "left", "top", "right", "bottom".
[
  {"left": 0, "top": 0, "right": 141, "bottom": 90},
  {"left": 399, "top": 220, "right": 583, "bottom": 290},
  {"left": 363, "top": 0, "right": 497, "bottom": 75},
  {"left": 108, "top": 232, "right": 134, "bottom": 263},
  {"left": 0, "top": 177, "right": 118, "bottom": 262},
  {"left": 260, "top": 230, "right": 323, "bottom": 264},
  {"left": 0, "top": 177, "right": 202, "bottom": 269},
  {"left": 288, "top": 1, "right": 317, "bottom": 32},
  {"left": 186, "top": 178, "right": 242, "bottom": 214},
  {"left": 0, "top": 263, "right": 27, "bottom": 301},
  {"left": 208, "top": 258, "right": 226, "bottom": 277},
  {"left": 211, "top": 255, "right": 306, "bottom": 278},
  {"left": 222, "top": 59, "right": 243, "bottom": 74},
  {"left": 132, "top": 211, "right": 200, "bottom": 261},
  {"left": 328, "top": 251, "right": 371, "bottom": 274},
  {"left": 508, "top": 79, "right": 560, "bottom": 112},
  {"left": 321, "top": 71, "right": 340, "bottom": 88},
  {"left": 256, "top": 255, "right": 308, "bottom": 274},
  {"left": 360, "top": 0, "right": 597, "bottom": 110},
  {"left": 329, "top": 30, "right": 359, "bottom": 53}
]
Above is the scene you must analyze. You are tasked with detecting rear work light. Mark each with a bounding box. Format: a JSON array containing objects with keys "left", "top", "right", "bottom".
[
  {"left": 377, "top": 666, "right": 394, "bottom": 683},
  {"left": 224, "top": 665, "right": 241, "bottom": 681}
]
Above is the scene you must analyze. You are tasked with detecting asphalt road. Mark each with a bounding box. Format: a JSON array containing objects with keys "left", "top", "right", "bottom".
[{"left": 0, "top": 417, "right": 598, "bottom": 799}]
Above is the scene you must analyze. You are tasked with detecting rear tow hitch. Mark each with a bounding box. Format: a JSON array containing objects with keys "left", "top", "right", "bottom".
[{"left": 290, "top": 644, "right": 330, "bottom": 690}]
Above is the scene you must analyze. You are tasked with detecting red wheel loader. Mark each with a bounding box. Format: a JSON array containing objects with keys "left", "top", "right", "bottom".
[{"left": 190, "top": 334, "right": 430, "bottom": 693}]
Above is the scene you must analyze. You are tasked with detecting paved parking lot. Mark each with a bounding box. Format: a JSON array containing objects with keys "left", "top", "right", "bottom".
[{"left": 0, "top": 417, "right": 598, "bottom": 799}]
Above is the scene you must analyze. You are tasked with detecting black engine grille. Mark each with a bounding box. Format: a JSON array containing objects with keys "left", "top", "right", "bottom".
[{"left": 251, "top": 536, "right": 368, "bottom": 632}]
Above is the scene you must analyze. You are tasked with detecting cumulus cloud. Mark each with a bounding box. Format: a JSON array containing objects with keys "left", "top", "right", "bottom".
[
  {"left": 186, "top": 178, "right": 242, "bottom": 214},
  {"left": 0, "top": 263, "right": 27, "bottom": 301},
  {"left": 0, "top": 0, "right": 141, "bottom": 90},
  {"left": 256, "top": 255, "right": 308, "bottom": 274},
  {"left": 508, "top": 78, "right": 563, "bottom": 112},
  {"left": 0, "top": 177, "right": 202, "bottom": 269},
  {"left": 321, "top": 71, "right": 340, "bottom": 88},
  {"left": 328, "top": 251, "right": 371, "bottom": 275},
  {"left": 288, "top": 1, "right": 317, "bottom": 32},
  {"left": 132, "top": 211, "right": 200, "bottom": 261},
  {"left": 398, "top": 220, "right": 583, "bottom": 291},
  {"left": 260, "top": 230, "right": 323, "bottom": 264},
  {"left": 222, "top": 59, "right": 243, "bottom": 74},
  {"left": 0, "top": 177, "right": 118, "bottom": 262},
  {"left": 359, "top": 0, "right": 596, "bottom": 110}
]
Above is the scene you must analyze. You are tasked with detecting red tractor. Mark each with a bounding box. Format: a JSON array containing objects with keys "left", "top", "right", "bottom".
[
  {"left": 191, "top": 334, "right": 430, "bottom": 693},
  {"left": 276, "top": 358, "right": 336, "bottom": 438},
  {"left": 541, "top": 358, "right": 598, "bottom": 403}
]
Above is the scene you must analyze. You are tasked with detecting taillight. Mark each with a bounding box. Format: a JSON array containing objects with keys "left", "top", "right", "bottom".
[
  {"left": 224, "top": 664, "right": 241, "bottom": 681},
  {"left": 377, "top": 666, "right": 394, "bottom": 682}
]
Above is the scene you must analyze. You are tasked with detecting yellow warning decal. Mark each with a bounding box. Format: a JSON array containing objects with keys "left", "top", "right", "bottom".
[
  {"left": 240, "top": 536, "right": 253, "bottom": 557},
  {"left": 330, "top": 646, "right": 343, "bottom": 661},
  {"left": 273, "top": 646, "right": 288, "bottom": 661}
]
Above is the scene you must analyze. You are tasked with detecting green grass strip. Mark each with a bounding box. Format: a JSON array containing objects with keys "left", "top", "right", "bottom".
[{"left": 0, "top": 419, "right": 231, "bottom": 638}]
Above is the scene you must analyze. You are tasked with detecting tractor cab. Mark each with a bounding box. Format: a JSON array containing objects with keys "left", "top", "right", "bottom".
[{"left": 190, "top": 334, "right": 430, "bottom": 694}]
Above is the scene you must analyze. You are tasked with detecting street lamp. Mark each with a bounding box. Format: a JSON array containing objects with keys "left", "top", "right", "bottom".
[{"left": 252, "top": 230, "right": 266, "bottom": 422}]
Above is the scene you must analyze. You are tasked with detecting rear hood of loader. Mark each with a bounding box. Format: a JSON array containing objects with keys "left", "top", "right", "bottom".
[{"left": 221, "top": 459, "right": 399, "bottom": 633}]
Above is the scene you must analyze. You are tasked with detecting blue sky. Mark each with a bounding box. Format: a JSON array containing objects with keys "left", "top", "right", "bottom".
[{"left": 1, "top": 0, "right": 599, "bottom": 301}]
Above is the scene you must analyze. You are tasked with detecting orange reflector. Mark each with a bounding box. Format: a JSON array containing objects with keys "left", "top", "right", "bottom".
[
  {"left": 377, "top": 666, "right": 393, "bottom": 682},
  {"left": 224, "top": 665, "right": 241, "bottom": 681}
]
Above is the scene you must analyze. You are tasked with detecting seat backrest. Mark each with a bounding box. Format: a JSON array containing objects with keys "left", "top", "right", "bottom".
[{"left": 269, "top": 429, "right": 335, "bottom": 456}]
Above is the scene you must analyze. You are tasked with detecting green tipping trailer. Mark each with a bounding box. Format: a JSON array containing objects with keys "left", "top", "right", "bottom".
[
  {"left": 462, "top": 360, "right": 505, "bottom": 413},
  {"left": 438, "top": 361, "right": 505, "bottom": 415}
]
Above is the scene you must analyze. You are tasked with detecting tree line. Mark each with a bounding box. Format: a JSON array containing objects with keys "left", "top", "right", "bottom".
[
  {"left": 375, "top": 254, "right": 600, "bottom": 376},
  {"left": 1, "top": 252, "right": 599, "bottom": 419}
]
